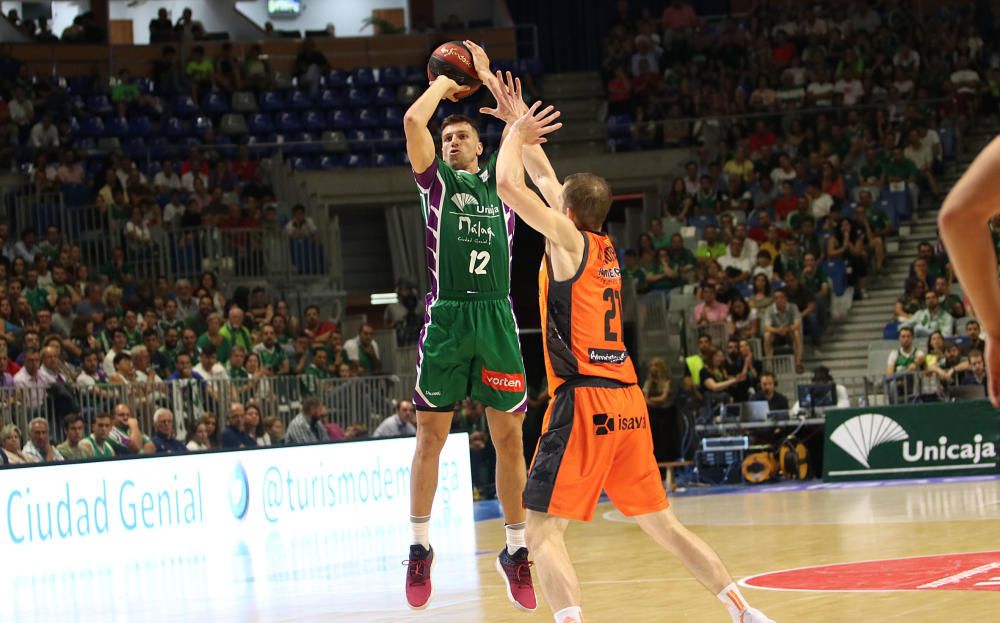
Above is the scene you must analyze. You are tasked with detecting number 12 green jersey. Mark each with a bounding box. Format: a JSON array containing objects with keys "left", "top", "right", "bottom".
[{"left": 414, "top": 153, "right": 514, "bottom": 300}]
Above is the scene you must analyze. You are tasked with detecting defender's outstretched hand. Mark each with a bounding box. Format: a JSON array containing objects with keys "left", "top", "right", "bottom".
[
  {"left": 509, "top": 101, "right": 562, "bottom": 145},
  {"left": 480, "top": 71, "right": 529, "bottom": 123}
]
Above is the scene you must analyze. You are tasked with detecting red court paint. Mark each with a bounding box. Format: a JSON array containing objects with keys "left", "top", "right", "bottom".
[{"left": 741, "top": 552, "right": 1000, "bottom": 593}]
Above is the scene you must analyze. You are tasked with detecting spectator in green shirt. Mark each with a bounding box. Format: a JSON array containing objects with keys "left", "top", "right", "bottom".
[
  {"left": 197, "top": 313, "right": 232, "bottom": 363},
  {"left": 695, "top": 225, "right": 727, "bottom": 263},
  {"left": 185, "top": 45, "right": 214, "bottom": 100},
  {"left": 219, "top": 306, "right": 253, "bottom": 353},
  {"left": 301, "top": 347, "right": 332, "bottom": 394},
  {"left": 648, "top": 217, "right": 671, "bottom": 249},
  {"left": 253, "top": 324, "right": 289, "bottom": 375},
  {"left": 24, "top": 269, "right": 48, "bottom": 312},
  {"left": 185, "top": 294, "right": 214, "bottom": 337},
  {"left": 621, "top": 250, "right": 648, "bottom": 293}
]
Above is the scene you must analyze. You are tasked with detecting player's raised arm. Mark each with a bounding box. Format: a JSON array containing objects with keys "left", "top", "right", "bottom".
[
  {"left": 403, "top": 75, "right": 469, "bottom": 173},
  {"left": 938, "top": 135, "right": 1000, "bottom": 404},
  {"left": 465, "top": 41, "right": 564, "bottom": 210},
  {"left": 497, "top": 103, "right": 578, "bottom": 250}
]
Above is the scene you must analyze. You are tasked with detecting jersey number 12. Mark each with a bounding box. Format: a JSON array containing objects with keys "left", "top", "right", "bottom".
[{"left": 468, "top": 250, "right": 491, "bottom": 275}]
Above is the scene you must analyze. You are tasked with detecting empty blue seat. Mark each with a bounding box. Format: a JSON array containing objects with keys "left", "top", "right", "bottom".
[
  {"left": 66, "top": 76, "right": 92, "bottom": 96},
  {"left": 374, "top": 128, "right": 404, "bottom": 151},
  {"left": 150, "top": 137, "right": 174, "bottom": 160},
  {"left": 246, "top": 135, "right": 274, "bottom": 157},
  {"left": 351, "top": 68, "right": 375, "bottom": 87},
  {"left": 347, "top": 87, "right": 371, "bottom": 108},
  {"left": 215, "top": 135, "right": 236, "bottom": 158},
  {"left": 375, "top": 152, "right": 400, "bottom": 167},
  {"left": 107, "top": 117, "right": 129, "bottom": 137},
  {"left": 373, "top": 86, "right": 396, "bottom": 106},
  {"left": 346, "top": 129, "right": 370, "bottom": 151},
  {"left": 318, "top": 154, "right": 343, "bottom": 169},
  {"left": 328, "top": 109, "right": 353, "bottom": 131},
  {"left": 193, "top": 116, "right": 214, "bottom": 133},
  {"left": 345, "top": 153, "right": 370, "bottom": 168},
  {"left": 303, "top": 110, "right": 327, "bottom": 131},
  {"left": 177, "top": 136, "right": 201, "bottom": 149},
  {"left": 287, "top": 90, "right": 313, "bottom": 110},
  {"left": 689, "top": 214, "right": 718, "bottom": 236},
  {"left": 87, "top": 94, "right": 112, "bottom": 116},
  {"left": 382, "top": 106, "right": 403, "bottom": 126},
  {"left": 259, "top": 90, "right": 286, "bottom": 112},
  {"left": 354, "top": 107, "right": 379, "bottom": 129},
  {"left": 378, "top": 66, "right": 404, "bottom": 86},
  {"left": 162, "top": 117, "right": 188, "bottom": 138},
  {"left": 79, "top": 117, "right": 106, "bottom": 137},
  {"left": 403, "top": 66, "right": 426, "bottom": 85},
  {"left": 294, "top": 132, "right": 321, "bottom": 153},
  {"left": 202, "top": 92, "right": 230, "bottom": 115},
  {"left": 275, "top": 112, "right": 302, "bottom": 132},
  {"left": 129, "top": 115, "right": 153, "bottom": 137},
  {"left": 289, "top": 156, "right": 317, "bottom": 171},
  {"left": 171, "top": 95, "right": 198, "bottom": 116},
  {"left": 124, "top": 137, "right": 146, "bottom": 158},
  {"left": 319, "top": 89, "right": 347, "bottom": 108},
  {"left": 131, "top": 77, "right": 153, "bottom": 95},
  {"left": 939, "top": 127, "right": 956, "bottom": 162},
  {"left": 326, "top": 69, "right": 348, "bottom": 88},
  {"left": 248, "top": 113, "right": 274, "bottom": 134}
]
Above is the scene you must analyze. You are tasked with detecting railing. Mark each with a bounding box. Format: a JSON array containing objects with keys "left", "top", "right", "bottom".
[{"left": 2, "top": 373, "right": 408, "bottom": 444}]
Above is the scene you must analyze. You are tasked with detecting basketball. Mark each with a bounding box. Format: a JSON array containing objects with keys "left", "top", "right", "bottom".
[{"left": 426, "top": 41, "right": 482, "bottom": 98}]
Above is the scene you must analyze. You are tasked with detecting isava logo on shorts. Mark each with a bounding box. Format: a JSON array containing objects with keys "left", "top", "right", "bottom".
[{"left": 481, "top": 367, "right": 525, "bottom": 392}]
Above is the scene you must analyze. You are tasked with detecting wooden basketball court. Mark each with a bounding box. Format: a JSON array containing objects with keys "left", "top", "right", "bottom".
[{"left": 448, "top": 476, "right": 1000, "bottom": 622}]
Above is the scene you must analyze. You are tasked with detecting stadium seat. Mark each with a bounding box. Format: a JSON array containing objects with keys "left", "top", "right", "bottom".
[
  {"left": 79, "top": 117, "right": 106, "bottom": 138},
  {"left": 519, "top": 57, "right": 543, "bottom": 76},
  {"left": 202, "top": 92, "right": 230, "bottom": 115},
  {"left": 373, "top": 86, "right": 396, "bottom": 106},
  {"left": 248, "top": 113, "right": 274, "bottom": 134},
  {"left": 124, "top": 137, "right": 146, "bottom": 158},
  {"left": 294, "top": 132, "right": 321, "bottom": 154},
  {"left": 321, "top": 131, "right": 349, "bottom": 154},
  {"left": 87, "top": 94, "right": 112, "bottom": 116},
  {"left": 275, "top": 112, "right": 302, "bottom": 132},
  {"left": 326, "top": 69, "right": 349, "bottom": 88},
  {"left": 346, "top": 129, "right": 370, "bottom": 152},
  {"left": 317, "top": 154, "right": 343, "bottom": 169},
  {"left": 328, "top": 109, "right": 353, "bottom": 131},
  {"left": 288, "top": 90, "right": 314, "bottom": 110},
  {"left": 214, "top": 135, "right": 236, "bottom": 158},
  {"left": 345, "top": 153, "right": 370, "bottom": 168},
  {"left": 129, "top": 115, "right": 153, "bottom": 137},
  {"left": 351, "top": 68, "right": 376, "bottom": 87},
  {"left": 193, "top": 116, "right": 214, "bottom": 133},
  {"left": 607, "top": 114, "right": 633, "bottom": 139},
  {"left": 259, "top": 90, "right": 286, "bottom": 112},
  {"left": 354, "top": 108, "right": 379, "bottom": 129},
  {"left": 272, "top": 71, "right": 294, "bottom": 90},
  {"left": 347, "top": 87, "right": 371, "bottom": 108},
  {"left": 319, "top": 88, "right": 347, "bottom": 108},
  {"left": 149, "top": 136, "right": 174, "bottom": 160},
  {"left": 106, "top": 116, "right": 129, "bottom": 137},
  {"left": 62, "top": 183, "right": 90, "bottom": 207},
  {"left": 131, "top": 77, "right": 153, "bottom": 95},
  {"left": 375, "top": 152, "right": 399, "bottom": 167},
  {"left": 246, "top": 135, "right": 274, "bottom": 157},
  {"left": 374, "top": 128, "right": 404, "bottom": 151},
  {"left": 403, "top": 66, "right": 426, "bottom": 85},
  {"left": 232, "top": 91, "right": 258, "bottom": 113},
  {"left": 220, "top": 113, "right": 249, "bottom": 135},
  {"left": 397, "top": 84, "right": 420, "bottom": 106},
  {"left": 302, "top": 110, "right": 327, "bottom": 131},
  {"left": 97, "top": 137, "right": 121, "bottom": 151},
  {"left": 66, "top": 76, "right": 93, "bottom": 96},
  {"left": 382, "top": 106, "right": 404, "bottom": 126},
  {"left": 171, "top": 95, "right": 198, "bottom": 117},
  {"left": 378, "top": 66, "right": 404, "bottom": 86},
  {"left": 162, "top": 117, "right": 188, "bottom": 138}
]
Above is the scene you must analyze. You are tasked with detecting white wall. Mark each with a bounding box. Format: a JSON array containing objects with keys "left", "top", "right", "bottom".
[
  {"left": 1, "top": 1, "right": 89, "bottom": 38},
  {"left": 108, "top": 0, "right": 259, "bottom": 45},
  {"left": 235, "top": 0, "right": 408, "bottom": 38}
]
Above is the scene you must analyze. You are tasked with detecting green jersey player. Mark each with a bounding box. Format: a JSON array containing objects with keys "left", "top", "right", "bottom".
[{"left": 403, "top": 42, "right": 540, "bottom": 612}]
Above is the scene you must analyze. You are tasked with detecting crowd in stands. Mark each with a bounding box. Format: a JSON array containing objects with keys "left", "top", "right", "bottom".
[
  {"left": 5, "top": 9, "right": 106, "bottom": 44},
  {"left": 608, "top": 0, "right": 997, "bottom": 418}
]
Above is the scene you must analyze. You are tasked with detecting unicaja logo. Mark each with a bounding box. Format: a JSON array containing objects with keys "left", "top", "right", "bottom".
[
  {"left": 830, "top": 413, "right": 908, "bottom": 468},
  {"left": 451, "top": 193, "right": 479, "bottom": 211},
  {"left": 229, "top": 461, "right": 250, "bottom": 520}
]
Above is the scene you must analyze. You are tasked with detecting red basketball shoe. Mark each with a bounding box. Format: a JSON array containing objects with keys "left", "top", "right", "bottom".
[
  {"left": 495, "top": 547, "right": 537, "bottom": 611},
  {"left": 404, "top": 544, "right": 434, "bottom": 609}
]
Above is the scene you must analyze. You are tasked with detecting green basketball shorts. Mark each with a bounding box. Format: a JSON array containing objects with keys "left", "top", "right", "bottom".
[{"left": 412, "top": 296, "right": 527, "bottom": 413}]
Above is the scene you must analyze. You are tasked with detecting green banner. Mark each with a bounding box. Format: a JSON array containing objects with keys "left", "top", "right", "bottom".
[{"left": 823, "top": 400, "right": 1000, "bottom": 482}]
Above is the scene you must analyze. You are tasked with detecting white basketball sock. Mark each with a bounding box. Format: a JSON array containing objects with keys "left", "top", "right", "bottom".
[
  {"left": 505, "top": 522, "right": 526, "bottom": 554},
  {"left": 717, "top": 582, "right": 749, "bottom": 616},
  {"left": 410, "top": 515, "right": 430, "bottom": 549},
  {"left": 553, "top": 605, "right": 584, "bottom": 623}
]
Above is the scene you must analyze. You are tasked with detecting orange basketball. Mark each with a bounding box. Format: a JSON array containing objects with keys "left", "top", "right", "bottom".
[{"left": 426, "top": 41, "right": 482, "bottom": 99}]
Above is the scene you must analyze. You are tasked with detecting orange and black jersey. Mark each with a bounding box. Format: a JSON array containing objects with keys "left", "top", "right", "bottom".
[{"left": 539, "top": 230, "right": 637, "bottom": 394}]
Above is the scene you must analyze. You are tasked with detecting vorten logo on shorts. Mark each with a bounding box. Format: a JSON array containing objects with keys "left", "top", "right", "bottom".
[{"left": 481, "top": 368, "right": 525, "bottom": 392}]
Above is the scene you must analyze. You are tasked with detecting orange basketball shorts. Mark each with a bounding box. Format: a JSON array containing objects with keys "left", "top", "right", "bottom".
[{"left": 523, "top": 378, "right": 669, "bottom": 522}]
